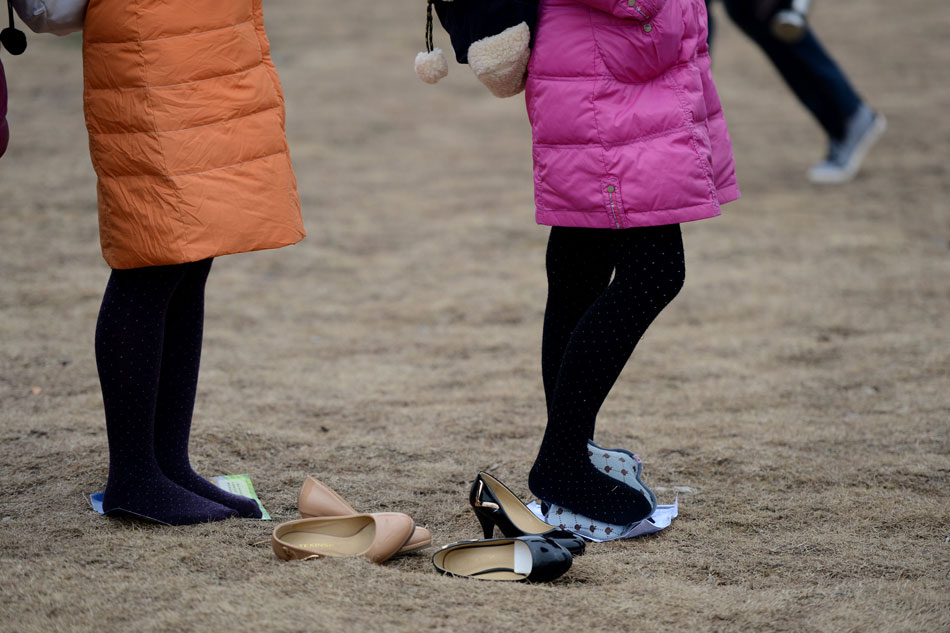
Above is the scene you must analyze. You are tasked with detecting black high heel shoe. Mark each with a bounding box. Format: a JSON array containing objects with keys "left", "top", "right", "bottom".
[
  {"left": 470, "top": 472, "right": 586, "bottom": 556},
  {"left": 432, "top": 536, "right": 572, "bottom": 582}
]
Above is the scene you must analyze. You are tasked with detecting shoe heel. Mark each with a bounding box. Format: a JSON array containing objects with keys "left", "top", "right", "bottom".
[{"left": 475, "top": 511, "right": 495, "bottom": 539}]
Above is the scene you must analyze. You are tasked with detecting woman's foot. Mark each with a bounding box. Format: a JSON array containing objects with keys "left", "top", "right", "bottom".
[
  {"left": 162, "top": 468, "right": 263, "bottom": 519},
  {"left": 528, "top": 454, "right": 655, "bottom": 526},
  {"left": 102, "top": 471, "right": 238, "bottom": 525}
]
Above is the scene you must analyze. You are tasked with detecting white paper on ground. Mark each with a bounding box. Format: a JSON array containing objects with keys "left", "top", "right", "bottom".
[{"left": 526, "top": 495, "right": 678, "bottom": 543}]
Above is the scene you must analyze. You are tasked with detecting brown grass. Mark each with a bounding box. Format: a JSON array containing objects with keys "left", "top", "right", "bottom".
[{"left": 1, "top": 1, "right": 948, "bottom": 632}]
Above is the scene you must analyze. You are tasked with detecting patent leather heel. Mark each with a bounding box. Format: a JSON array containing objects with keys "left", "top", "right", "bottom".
[
  {"left": 469, "top": 472, "right": 586, "bottom": 556},
  {"left": 432, "top": 536, "right": 573, "bottom": 582},
  {"left": 475, "top": 510, "right": 496, "bottom": 539}
]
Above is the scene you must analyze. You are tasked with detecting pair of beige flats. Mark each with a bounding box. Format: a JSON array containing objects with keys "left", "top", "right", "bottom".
[{"left": 271, "top": 477, "right": 432, "bottom": 564}]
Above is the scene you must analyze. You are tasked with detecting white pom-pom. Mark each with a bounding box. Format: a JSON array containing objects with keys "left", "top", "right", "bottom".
[{"left": 415, "top": 48, "right": 449, "bottom": 84}]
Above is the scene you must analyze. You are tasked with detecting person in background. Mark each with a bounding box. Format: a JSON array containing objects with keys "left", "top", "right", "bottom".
[{"left": 706, "top": 0, "right": 886, "bottom": 184}]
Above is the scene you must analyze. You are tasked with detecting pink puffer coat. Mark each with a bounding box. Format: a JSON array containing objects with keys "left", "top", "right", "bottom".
[{"left": 527, "top": 0, "right": 739, "bottom": 228}]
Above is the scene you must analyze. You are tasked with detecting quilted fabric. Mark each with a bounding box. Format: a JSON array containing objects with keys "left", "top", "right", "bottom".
[
  {"left": 526, "top": 0, "right": 740, "bottom": 228},
  {"left": 82, "top": 0, "right": 305, "bottom": 269}
]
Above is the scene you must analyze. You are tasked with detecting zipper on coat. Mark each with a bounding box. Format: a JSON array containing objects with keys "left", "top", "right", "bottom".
[
  {"left": 607, "top": 185, "right": 620, "bottom": 229},
  {"left": 627, "top": 1, "right": 652, "bottom": 31}
]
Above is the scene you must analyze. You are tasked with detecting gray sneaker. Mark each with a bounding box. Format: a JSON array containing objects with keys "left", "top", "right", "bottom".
[{"left": 808, "top": 104, "right": 887, "bottom": 184}]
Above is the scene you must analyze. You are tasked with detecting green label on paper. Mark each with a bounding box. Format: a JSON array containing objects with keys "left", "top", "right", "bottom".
[{"left": 209, "top": 474, "right": 271, "bottom": 521}]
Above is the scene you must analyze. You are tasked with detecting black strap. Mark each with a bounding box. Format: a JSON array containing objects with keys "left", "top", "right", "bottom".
[
  {"left": 471, "top": 567, "right": 517, "bottom": 576},
  {"left": 425, "top": 0, "right": 434, "bottom": 53},
  {"left": 1, "top": 0, "right": 27, "bottom": 55}
]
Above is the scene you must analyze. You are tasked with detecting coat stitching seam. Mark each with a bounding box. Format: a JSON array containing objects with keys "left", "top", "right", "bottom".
[
  {"left": 131, "top": 2, "right": 189, "bottom": 264},
  {"left": 98, "top": 150, "right": 289, "bottom": 180},
  {"left": 528, "top": 60, "right": 688, "bottom": 84},
  {"left": 534, "top": 123, "right": 692, "bottom": 149},
  {"left": 527, "top": 74, "right": 614, "bottom": 81},
  {"left": 587, "top": 8, "right": 617, "bottom": 227},
  {"left": 538, "top": 200, "right": 719, "bottom": 214},
  {"left": 89, "top": 105, "right": 281, "bottom": 137},
  {"left": 664, "top": 66, "right": 717, "bottom": 203},
  {"left": 85, "top": 62, "right": 264, "bottom": 92},
  {"left": 252, "top": 11, "right": 285, "bottom": 106},
  {"left": 85, "top": 20, "right": 254, "bottom": 45}
]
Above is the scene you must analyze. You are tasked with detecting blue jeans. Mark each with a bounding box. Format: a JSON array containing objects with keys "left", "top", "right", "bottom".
[{"left": 706, "top": 0, "right": 862, "bottom": 140}]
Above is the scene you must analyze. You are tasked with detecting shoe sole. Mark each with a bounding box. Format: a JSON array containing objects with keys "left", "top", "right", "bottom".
[
  {"left": 397, "top": 536, "right": 433, "bottom": 554},
  {"left": 808, "top": 113, "right": 887, "bottom": 185}
]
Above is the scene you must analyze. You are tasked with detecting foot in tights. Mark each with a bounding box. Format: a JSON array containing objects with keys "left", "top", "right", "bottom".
[
  {"left": 152, "top": 259, "right": 262, "bottom": 518},
  {"left": 97, "top": 260, "right": 237, "bottom": 525},
  {"left": 529, "top": 225, "right": 685, "bottom": 525}
]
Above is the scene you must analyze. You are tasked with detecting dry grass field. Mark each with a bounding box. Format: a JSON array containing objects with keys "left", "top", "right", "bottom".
[{"left": 1, "top": 1, "right": 948, "bottom": 632}]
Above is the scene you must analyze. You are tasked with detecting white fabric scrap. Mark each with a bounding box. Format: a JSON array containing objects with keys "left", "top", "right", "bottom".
[{"left": 527, "top": 495, "right": 678, "bottom": 543}]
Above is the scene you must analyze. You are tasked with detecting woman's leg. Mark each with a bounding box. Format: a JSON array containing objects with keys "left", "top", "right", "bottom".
[
  {"left": 97, "top": 263, "right": 237, "bottom": 525},
  {"left": 541, "top": 226, "right": 615, "bottom": 413},
  {"left": 529, "top": 224, "right": 685, "bottom": 525},
  {"left": 152, "top": 259, "right": 262, "bottom": 518}
]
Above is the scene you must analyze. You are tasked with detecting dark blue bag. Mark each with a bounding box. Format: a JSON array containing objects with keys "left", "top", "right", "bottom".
[
  {"left": 415, "top": 0, "right": 539, "bottom": 97},
  {"left": 430, "top": 0, "right": 538, "bottom": 64}
]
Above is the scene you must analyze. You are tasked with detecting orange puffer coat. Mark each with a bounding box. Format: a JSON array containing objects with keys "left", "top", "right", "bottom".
[{"left": 82, "top": 0, "right": 305, "bottom": 269}]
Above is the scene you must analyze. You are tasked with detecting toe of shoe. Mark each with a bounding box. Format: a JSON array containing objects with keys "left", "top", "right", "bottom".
[
  {"left": 400, "top": 526, "right": 433, "bottom": 552},
  {"left": 366, "top": 512, "right": 416, "bottom": 563}
]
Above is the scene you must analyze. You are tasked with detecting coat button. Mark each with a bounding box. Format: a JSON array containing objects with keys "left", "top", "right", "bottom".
[
  {"left": 643, "top": 23, "right": 652, "bottom": 32},
  {"left": 607, "top": 185, "right": 616, "bottom": 193}
]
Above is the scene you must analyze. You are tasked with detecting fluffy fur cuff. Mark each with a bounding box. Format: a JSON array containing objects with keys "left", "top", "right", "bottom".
[{"left": 467, "top": 22, "right": 531, "bottom": 98}]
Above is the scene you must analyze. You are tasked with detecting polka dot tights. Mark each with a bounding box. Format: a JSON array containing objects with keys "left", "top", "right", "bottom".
[
  {"left": 96, "top": 259, "right": 261, "bottom": 525},
  {"left": 529, "top": 224, "right": 685, "bottom": 525}
]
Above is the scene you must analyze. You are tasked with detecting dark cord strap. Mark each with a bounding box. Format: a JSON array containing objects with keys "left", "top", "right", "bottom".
[
  {"left": 2, "top": 0, "right": 27, "bottom": 55},
  {"left": 425, "top": 0, "right": 434, "bottom": 53},
  {"left": 471, "top": 567, "right": 519, "bottom": 576}
]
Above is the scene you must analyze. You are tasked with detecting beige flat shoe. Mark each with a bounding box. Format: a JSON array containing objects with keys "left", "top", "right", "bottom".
[
  {"left": 298, "top": 476, "right": 432, "bottom": 554},
  {"left": 271, "top": 513, "right": 414, "bottom": 563}
]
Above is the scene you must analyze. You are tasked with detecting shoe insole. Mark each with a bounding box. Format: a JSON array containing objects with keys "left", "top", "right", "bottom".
[
  {"left": 436, "top": 540, "right": 532, "bottom": 581},
  {"left": 280, "top": 518, "right": 376, "bottom": 557},
  {"left": 481, "top": 474, "right": 558, "bottom": 534}
]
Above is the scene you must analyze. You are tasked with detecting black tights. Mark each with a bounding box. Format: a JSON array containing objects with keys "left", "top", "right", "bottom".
[
  {"left": 529, "top": 225, "right": 685, "bottom": 524},
  {"left": 96, "top": 259, "right": 260, "bottom": 524}
]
